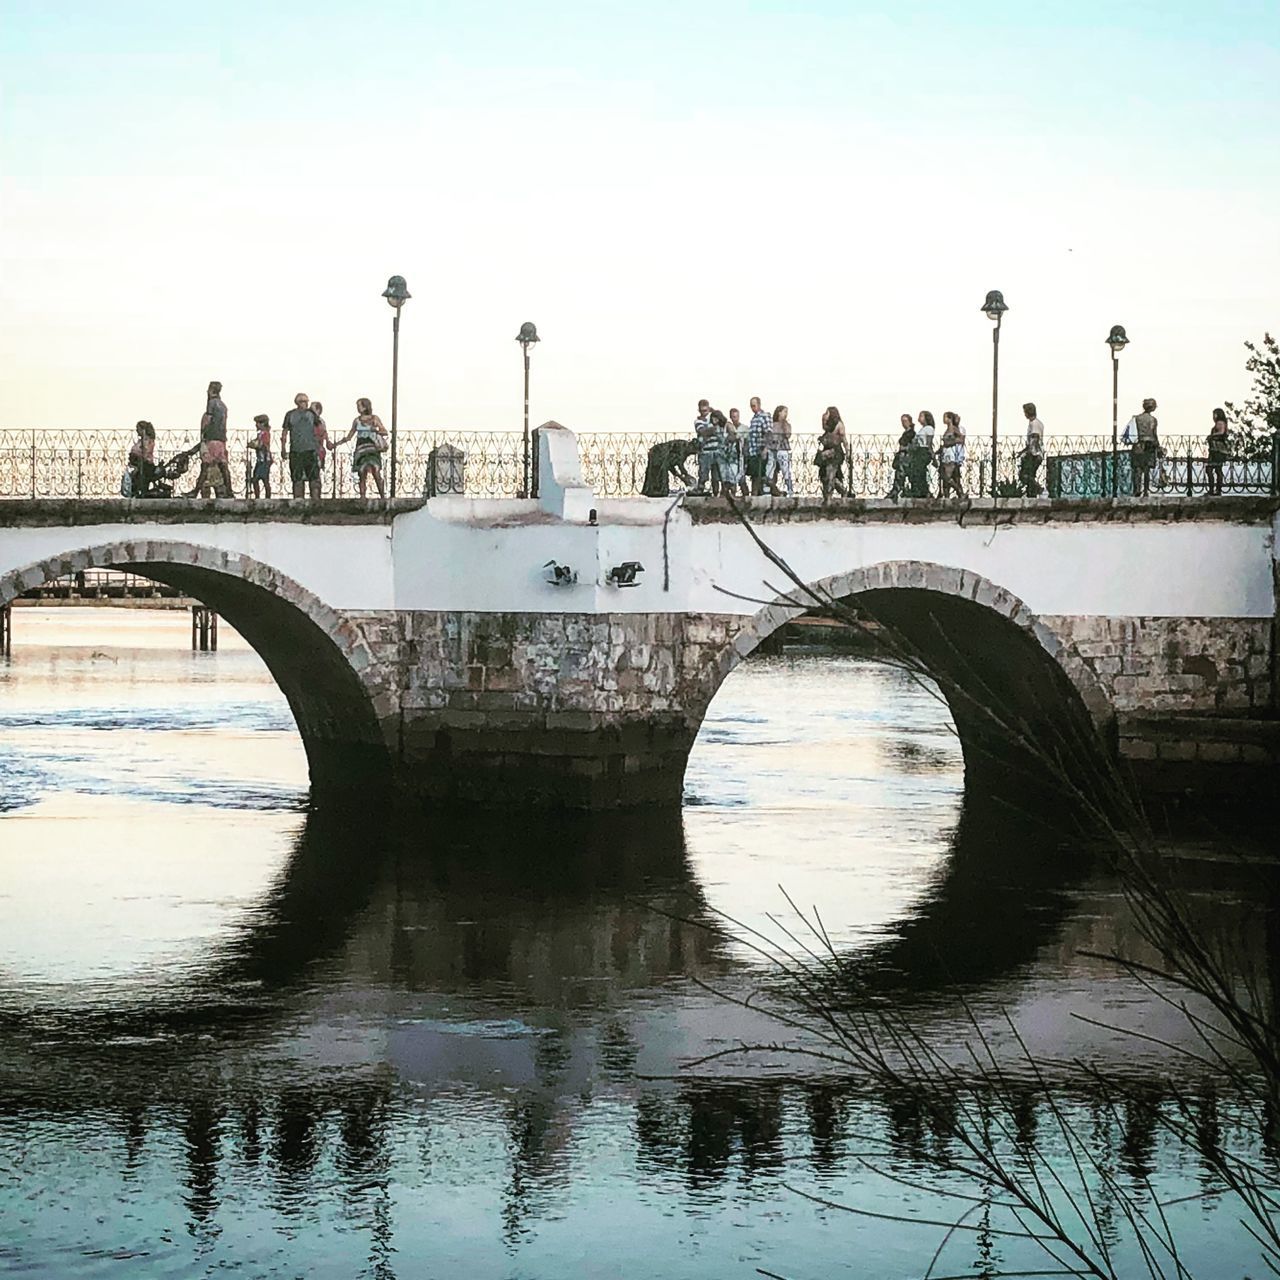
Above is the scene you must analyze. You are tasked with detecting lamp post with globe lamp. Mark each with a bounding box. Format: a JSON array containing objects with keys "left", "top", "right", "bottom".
[
  {"left": 981, "top": 290, "right": 1008, "bottom": 496},
  {"left": 1107, "top": 325, "right": 1129, "bottom": 497},
  {"left": 516, "top": 322, "right": 540, "bottom": 498},
  {"left": 382, "top": 275, "right": 411, "bottom": 498}
]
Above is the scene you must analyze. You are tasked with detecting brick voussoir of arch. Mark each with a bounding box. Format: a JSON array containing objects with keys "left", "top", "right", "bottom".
[{"left": 712, "top": 559, "right": 1113, "bottom": 734}]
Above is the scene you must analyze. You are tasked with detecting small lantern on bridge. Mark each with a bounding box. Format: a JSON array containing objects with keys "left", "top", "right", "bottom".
[
  {"left": 980, "top": 290, "right": 1008, "bottom": 323},
  {"left": 382, "top": 276, "right": 411, "bottom": 309}
]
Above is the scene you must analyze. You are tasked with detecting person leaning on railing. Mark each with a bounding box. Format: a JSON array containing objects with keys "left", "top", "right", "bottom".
[{"left": 641, "top": 437, "right": 698, "bottom": 497}]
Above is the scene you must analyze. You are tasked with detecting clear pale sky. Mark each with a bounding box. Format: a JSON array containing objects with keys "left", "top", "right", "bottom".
[{"left": 1, "top": 0, "right": 1277, "bottom": 439}]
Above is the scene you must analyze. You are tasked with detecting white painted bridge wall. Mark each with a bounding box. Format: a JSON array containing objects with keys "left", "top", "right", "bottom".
[
  {"left": 3, "top": 503, "right": 1274, "bottom": 622},
  {"left": 1, "top": 425, "right": 1275, "bottom": 621}
]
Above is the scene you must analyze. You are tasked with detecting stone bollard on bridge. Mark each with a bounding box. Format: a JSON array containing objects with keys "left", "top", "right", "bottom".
[{"left": 425, "top": 443, "right": 466, "bottom": 496}]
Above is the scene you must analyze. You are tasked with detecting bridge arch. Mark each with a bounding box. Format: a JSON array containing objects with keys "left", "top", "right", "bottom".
[
  {"left": 697, "top": 560, "right": 1114, "bottom": 794},
  {"left": 0, "top": 539, "right": 389, "bottom": 792}
]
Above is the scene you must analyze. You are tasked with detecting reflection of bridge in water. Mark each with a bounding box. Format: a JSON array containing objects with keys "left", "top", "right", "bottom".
[
  {"left": 1, "top": 799, "right": 1273, "bottom": 1249},
  {"left": 1, "top": 791, "right": 1272, "bottom": 1048}
]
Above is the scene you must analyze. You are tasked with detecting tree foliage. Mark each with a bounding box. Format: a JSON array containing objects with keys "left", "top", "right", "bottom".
[{"left": 1224, "top": 331, "right": 1280, "bottom": 460}]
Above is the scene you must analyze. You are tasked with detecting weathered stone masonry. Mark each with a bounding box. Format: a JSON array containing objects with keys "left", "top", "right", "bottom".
[
  {"left": 1041, "top": 614, "right": 1280, "bottom": 782},
  {"left": 1043, "top": 616, "right": 1273, "bottom": 714},
  {"left": 342, "top": 602, "right": 1278, "bottom": 807},
  {"left": 349, "top": 610, "right": 743, "bottom": 807}
]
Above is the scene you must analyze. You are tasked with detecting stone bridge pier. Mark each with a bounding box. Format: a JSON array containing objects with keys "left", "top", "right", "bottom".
[{"left": 353, "top": 609, "right": 726, "bottom": 807}]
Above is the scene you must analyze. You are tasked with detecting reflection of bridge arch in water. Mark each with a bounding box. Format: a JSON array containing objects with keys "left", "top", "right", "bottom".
[
  {"left": 695, "top": 560, "right": 1113, "bottom": 793},
  {"left": 0, "top": 805, "right": 727, "bottom": 1042},
  {"left": 0, "top": 799, "right": 1085, "bottom": 1059},
  {"left": 0, "top": 539, "right": 388, "bottom": 788},
  {"left": 0, "top": 795, "right": 1264, "bottom": 1258}
]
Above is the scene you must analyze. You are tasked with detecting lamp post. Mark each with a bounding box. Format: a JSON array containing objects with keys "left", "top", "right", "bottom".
[
  {"left": 1106, "top": 325, "right": 1129, "bottom": 498},
  {"left": 382, "top": 275, "right": 411, "bottom": 498},
  {"left": 981, "top": 290, "right": 1008, "bottom": 497},
  {"left": 516, "top": 321, "right": 540, "bottom": 498}
]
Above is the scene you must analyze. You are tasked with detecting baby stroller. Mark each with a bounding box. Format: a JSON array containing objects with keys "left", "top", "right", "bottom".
[{"left": 128, "top": 442, "right": 200, "bottom": 499}]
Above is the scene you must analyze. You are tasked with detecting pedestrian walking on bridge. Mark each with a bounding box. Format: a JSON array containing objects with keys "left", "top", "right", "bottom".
[
  {"left": 249, "top": 415, "right": 273, "bottom": 499},
  {"left": 1206, "top": 407, "right": 1230, "bottom": 497},
  {"left": 1018, "top": 403, "right": 1045, "bottom": 497},
  {"left": 938, "top": 411, "right": 966, "bottom": 499},
  {"left": 907, "top": 410, "right": 935, "bottom": 498},
  {"left": 766, "top": 405, "right": 793, "bottom": 496},
  {"left": 128, "top": 421, "right": 157, "bottom": 496},
  {"left": 333, "top": 398, "right": 389, "bottom": 499},
  {"left": 281, "top": 392, "right": 323, "bottom": 500},
  {"left": 193, "top": 380, "right": 233, "bottom": 498},
  {"left": 745, "top": 397, "right": 771, "bottom": 495},
  {"left": 886, "top": 413, "right": 915, "bottom": 500},
  {"left": 816, "top": 407, "right": 848, "bottom": 502},
  {"left": 691, "top": 400, "right": 721, "bottom": 496},
  {"left": 721, "top": 409, "right": 748, "bottom": 498},
  {"left": 1130, "top": 397, "right": 1160, "bottom": 498}
]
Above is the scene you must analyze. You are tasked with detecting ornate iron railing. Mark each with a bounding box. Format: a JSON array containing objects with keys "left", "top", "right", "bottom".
[{"left": 0, "top": 428, "right": 1275, "bottom": 500}]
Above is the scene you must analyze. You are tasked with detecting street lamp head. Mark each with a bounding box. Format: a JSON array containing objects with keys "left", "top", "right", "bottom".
[
  {"left": 516, "top": 321, "right": 540, "bottom": 347},
  {"left": 1106, "top": 324, "right": 1129, "bottom": 356},
  {"left": 382, "top": 275, "right": 411, "bottom": 309},
  {"left": 980, "top": 290, "right": 1008, "bottom": 322}
]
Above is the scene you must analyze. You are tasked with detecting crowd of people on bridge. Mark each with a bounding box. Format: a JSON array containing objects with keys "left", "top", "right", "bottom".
[
  {"left": 119, "top": 379, "right": 1242, "bottom": 505},
  {"left": 126, "top": 382, "right": 389, "bottom": 500},
  {"left": 641, "top": 398, "right": 1058, "bottom": 502},
  {"left": 637, "top": 395, "right": 1205, "bottom": 502}
]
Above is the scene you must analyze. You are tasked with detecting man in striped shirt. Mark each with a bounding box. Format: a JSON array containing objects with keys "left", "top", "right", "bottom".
[
  {"left": 745, "top": 397, "right": 771, "bottom": 496},
  {"left": 691, "top": 399, "right": 720, "bottom": 495}
]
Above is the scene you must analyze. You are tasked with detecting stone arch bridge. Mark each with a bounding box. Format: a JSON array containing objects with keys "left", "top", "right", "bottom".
[{"left": 2, "top": 428, "right": 1276, "bottom": 807}]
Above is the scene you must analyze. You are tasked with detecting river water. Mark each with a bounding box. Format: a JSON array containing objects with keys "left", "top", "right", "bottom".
[{"left": 0, "top": 609, "right": 1274, "bottom": 1278}]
